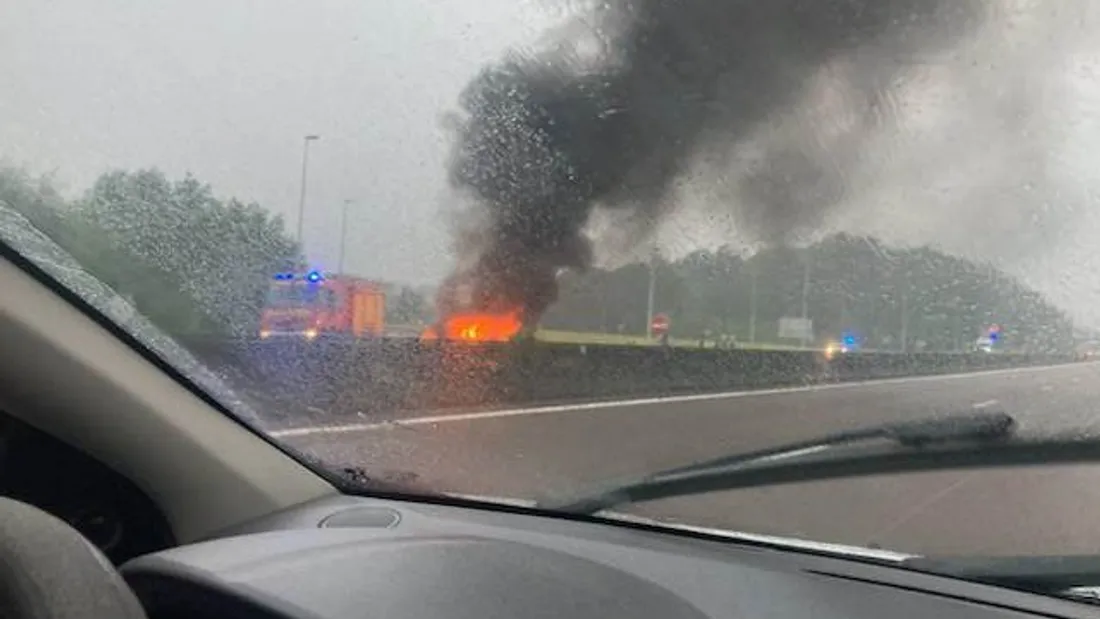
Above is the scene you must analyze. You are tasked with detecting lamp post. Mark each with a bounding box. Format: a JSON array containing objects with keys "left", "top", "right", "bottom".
[
  {"left": 646, "top": 245, "right": 658, "bottom": 338},
  {"left": 295, "top": 134, "right": 320, "bottom": 245},
  {"left": 748, "top": 267, "right": 758, "bottom": 344},
  {"left": 800, "top": 250, "right": 812, "bottom": 347},
  {"left": 338, "top": 199, "right": 353, "bottom": 274}
]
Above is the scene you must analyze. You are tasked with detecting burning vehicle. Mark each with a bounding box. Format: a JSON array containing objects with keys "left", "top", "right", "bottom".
[
  {"left": 419, "top": 277, "right": 528, "bottom": 344},
  {"left": 420, "top": 311, "right": 524, "bottom": 343}
]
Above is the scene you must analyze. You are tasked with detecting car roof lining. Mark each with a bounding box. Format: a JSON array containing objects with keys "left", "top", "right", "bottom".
[{"left": 0, "top": 252, "right": 336, "bottom": 543}]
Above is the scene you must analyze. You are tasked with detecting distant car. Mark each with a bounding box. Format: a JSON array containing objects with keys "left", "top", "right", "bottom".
[
  {"left": 1075, "top": 345, "right": 1099, "bottom": 361},
  {"left": 973, "top": 337, "right": 994, "bottom": 353},
  {"left": 823, "top": 340, "right": 848, "bottom": 360}
]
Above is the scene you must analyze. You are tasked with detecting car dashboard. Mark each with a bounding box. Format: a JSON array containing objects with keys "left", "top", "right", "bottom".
[
  {"left": 0, "top": 410, "right": 1092, "bottom": 619},
  {"left": 119, "top": 494, "right": 1095, "bottom": 619}
]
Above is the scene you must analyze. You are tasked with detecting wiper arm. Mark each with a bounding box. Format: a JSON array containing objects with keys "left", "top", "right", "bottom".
[
  {"left": 657, "top": 411, "right": 1017, "bottom": 476},
  {"left": 901, "top": 554, "right": 1100, "bottom": 595},
  {"left": 547, "top": 411, "right": 1018, "bottom": 514}
]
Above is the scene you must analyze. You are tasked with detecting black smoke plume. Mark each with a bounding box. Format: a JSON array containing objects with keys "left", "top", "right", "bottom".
[{"left": 440, "top": 0, "right": 987, "bottom": 325}]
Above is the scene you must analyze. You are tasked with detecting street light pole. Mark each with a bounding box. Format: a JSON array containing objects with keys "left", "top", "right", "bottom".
[
  {"left": 646, "top": 246, "right": 658, "bottom": 338},
  {"left": 296, "top": 134, "right": 320, "bottom": 245},
  {"left": 748, "top": 268, "right": 758, "bottom": 344},
  {"left": 338, "top": 199, "right": 352, "bottom": 274},
  {"left": 800, "top": 251, "right": 812, "bottom": 347},
  {"left": 900, "top": 285, "right": 909, "bottom": 353}
]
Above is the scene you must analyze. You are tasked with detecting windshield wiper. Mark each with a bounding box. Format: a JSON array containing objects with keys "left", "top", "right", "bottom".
[
  {"left": 547, "top": 411, "right": 1019, "bottom": 514},
  {"left": 901, "top": 554, "right": 1100, "bottom": 596}
]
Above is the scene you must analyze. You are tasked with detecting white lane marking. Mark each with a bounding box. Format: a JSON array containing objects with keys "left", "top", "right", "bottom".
[
  {"left": 444, "top": 493, "right": 539, "bottom": 508},
  {"left": 269, "top": 362, "right": 1097, "bottom": 439},
  {"left": 971, "top": 399, "right": 999, "bottom": 409},
  {"left": 751, "top": 445, "right": 831, "bottom": 464},
  {"left": 441, "top": 493, "right": 914, "bottom": 561},
  {"left": 606, "top": 512, "right": 916, "bottom": 561}
]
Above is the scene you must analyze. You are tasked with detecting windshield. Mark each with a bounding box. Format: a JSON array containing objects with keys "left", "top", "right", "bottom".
[
  {"left": 7, "top": 0, "right": 1100, "bottom": 596},
  {"left": 266, "top": 283, "right": 338, "bottom": 310}
]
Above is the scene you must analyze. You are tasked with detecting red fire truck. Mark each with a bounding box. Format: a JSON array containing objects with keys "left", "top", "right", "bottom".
[{"left": 259, "top": 270, "right": 385, "bottom": 340}]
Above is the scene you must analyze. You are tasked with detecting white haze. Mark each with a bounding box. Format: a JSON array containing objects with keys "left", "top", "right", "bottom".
[{"left": 4, "top": 1, "right": 1100, "bottom": 325}]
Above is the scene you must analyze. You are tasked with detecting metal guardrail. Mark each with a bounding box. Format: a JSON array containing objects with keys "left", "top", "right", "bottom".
[{"left": 179, "top": 336, "right": 1079, "bottom": 421}]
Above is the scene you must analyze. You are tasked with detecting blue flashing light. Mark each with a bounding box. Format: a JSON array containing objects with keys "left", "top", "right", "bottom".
[
  {"left": 841, "top": 330, "right": 858, "bottom": 348},
  {"left": 273, "top": 270, "right": 324, "bottom": 282},
  {"left": 989, "top": 331, "right": 1000, "bottom": 342}
]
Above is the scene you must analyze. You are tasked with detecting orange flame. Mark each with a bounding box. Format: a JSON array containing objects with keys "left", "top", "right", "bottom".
[{"left": 421, "top": 311, "right": 523, "bottom": 343}]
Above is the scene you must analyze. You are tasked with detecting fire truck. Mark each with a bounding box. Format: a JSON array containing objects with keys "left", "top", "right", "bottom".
[{"left": 259, "top": 270, "right": 385, "bottom": 340}]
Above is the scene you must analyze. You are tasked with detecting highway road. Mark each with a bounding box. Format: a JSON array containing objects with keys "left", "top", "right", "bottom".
[{"left": 274, "top": 361, "right": 1100, "bottom": 558}]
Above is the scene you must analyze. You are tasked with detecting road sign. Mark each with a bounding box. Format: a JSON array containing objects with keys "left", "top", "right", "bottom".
[
  {"left": 651, "top": 313, "right": 670, "bottom": 336},
  {"left": 778, "top": 317, "right": 813, "bottom": 340}
]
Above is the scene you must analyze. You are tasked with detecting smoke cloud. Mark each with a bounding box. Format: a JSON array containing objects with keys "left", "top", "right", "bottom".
[{"left": 439, "top": 0, "right": 990, "bottom": 324}]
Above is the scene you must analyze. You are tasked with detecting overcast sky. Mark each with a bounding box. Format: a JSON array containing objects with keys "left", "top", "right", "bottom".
[
  {"left": 2, "top": 0, "right": 556, "bottom": 285},
  {"left": 5, "top": 1, "right": 1100, "bottom": 326}
]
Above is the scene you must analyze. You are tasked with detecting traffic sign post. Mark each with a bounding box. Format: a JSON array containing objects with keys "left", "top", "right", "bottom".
[{"left": 651, "top": 313, "right": 670, "bottom": 338}]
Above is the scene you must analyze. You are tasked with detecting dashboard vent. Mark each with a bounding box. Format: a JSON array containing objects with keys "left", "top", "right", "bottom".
[{"left": 319, "top": 507, "right": 401, "bottom": 529}]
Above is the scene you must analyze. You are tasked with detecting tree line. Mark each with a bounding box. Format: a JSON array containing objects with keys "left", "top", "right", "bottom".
[
  {"left": 542, "top": 233, "right": 1076, "bottom": 353},
  {"left": 0, "top": 167, "right": 300, "bottom": 339},
  {"left": 0, "top": 167, "right": 1078, "bottom": 353}
]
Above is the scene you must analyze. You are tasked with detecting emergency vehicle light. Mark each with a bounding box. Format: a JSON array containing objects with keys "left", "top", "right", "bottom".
[{"left": 273, "top": 271, "right": 325, "bottom": 282}]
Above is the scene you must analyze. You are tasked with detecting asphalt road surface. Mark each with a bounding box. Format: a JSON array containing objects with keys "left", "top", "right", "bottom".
[{"left": 276, "top": 361, "right": 1100, "bottom": 558}]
